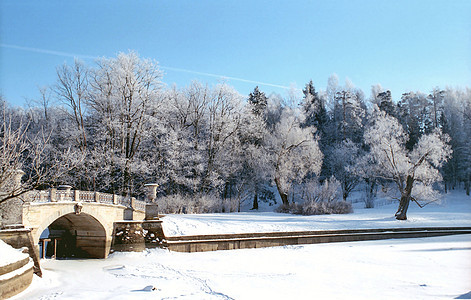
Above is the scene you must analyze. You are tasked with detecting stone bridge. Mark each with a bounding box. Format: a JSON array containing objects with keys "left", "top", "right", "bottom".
[{"left": 21, "top": 188, "right": 147, "bottom": 258}]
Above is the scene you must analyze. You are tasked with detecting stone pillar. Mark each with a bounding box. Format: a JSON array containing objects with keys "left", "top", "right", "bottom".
[
  {"left": 130, "top": 197, "right": 136, "bottom": 209},
  {"left": 145, "top": 204, "right": 159, "bottom": 220},
  {"left": 94, "top": 192, "right": 100, "bottom": 203},
  {"left": 124, "top": 198, "right": 136, "bottom": 220},
  {"left": 50, "top": 188, "right": 57, "bottom": 202},
  {"left": 74, "top": 190, "right": 80, "bottom": 202},
  {"left": 144, "top": 183, "right": 159, "bottom": 220},
  {"left": 39, "top": 191, "right": 45, "bottom": 202},
  {"left": 113, "top": 194, "right": 118, "bottom": 205}
]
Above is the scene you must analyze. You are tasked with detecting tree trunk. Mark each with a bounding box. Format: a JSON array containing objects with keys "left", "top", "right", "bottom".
[
  {"left": 252, "top": 192, "right": 259, "bottom": 210},
  {"left": 274, "top": 176, "right": 289, "bottom": 206},
  {"left": 395, "top": 175, "right": 414, "bottom": 220}
]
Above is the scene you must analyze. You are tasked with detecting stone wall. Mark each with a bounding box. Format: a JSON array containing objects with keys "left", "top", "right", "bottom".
[
  {"left": 0, "top": 256, "right": 34, "bottom": 299},
  {"left": 111, "top": 220, "right": 166, "bottom": 253},
  {"left": 0, "top": 228, "right": 39, "bottom": 299},
  {"left": 0, "top": 227, "right": 41, "bottom": 277}
]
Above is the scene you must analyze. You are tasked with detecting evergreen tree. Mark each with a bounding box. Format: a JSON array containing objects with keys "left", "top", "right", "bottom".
[
  {"left": 397, "top": 92, "right": 432, "bottom": 150},
  {"left": 248, "top": 86, "right": 268, "bottom": 117},
  {"left": 244, "top": 86, "right": 271, "bottom": 209},
  {"left": 377, "top": 90, "right": 397, "bottom": 117},
  {"left": 301, "top": 80, "right": 328, "bottom": 131}
]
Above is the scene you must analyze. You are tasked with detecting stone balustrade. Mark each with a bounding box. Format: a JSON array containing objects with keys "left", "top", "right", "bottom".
[{"left": 25, "top": 189, "right": 147, "bottom": 212}]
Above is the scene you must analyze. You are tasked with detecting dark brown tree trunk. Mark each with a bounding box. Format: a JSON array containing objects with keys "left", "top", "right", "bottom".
[
  {"left": 275, "top": 176, "right": 289, "bottom": 206},
  {"left": 466, "top": 178, "right": 470, "bottom": 196},
  {"left": 252, "top": 191, "right": 259, "bottom": 210},
  {"left": 395, "top": 175, "right": 414, "bottom": 220}
]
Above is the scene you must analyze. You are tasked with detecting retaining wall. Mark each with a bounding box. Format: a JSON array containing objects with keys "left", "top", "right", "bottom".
[
  {"left": 0, "top": 241, "right": 34, "bottom": 300},
  {"left": 165, "top": 227, "right": 471, "bottom": 253},
  {"left": 0, "top": 227, "right": 41, "bottom": 277}
]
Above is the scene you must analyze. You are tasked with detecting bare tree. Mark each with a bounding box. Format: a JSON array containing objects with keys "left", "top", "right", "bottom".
[
  {"left": 54, "top": 59, "right": 89, "bottom": 151},
  {"left": 88, "top": 51, "right": 163, "bottom": 195},
  {"left": 0, "top": 110, "right": 82, "bottom": 206}
]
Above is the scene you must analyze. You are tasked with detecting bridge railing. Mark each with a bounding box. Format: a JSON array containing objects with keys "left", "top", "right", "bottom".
[{"left": 26, "top": 189, "right": 147, "bottom": 212}]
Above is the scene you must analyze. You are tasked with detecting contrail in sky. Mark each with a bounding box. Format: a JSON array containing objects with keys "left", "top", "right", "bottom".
[
  {"left": 0, "top": 43, "right": 98, "bottom": 60},
  {"left": 1, "top": 43, "right": 291, "bottom": 90}
]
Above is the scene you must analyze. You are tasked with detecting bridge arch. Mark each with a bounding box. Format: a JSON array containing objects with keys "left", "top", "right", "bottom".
[{"left": 41, "top": 212, "right": 107, "bottom": 258}]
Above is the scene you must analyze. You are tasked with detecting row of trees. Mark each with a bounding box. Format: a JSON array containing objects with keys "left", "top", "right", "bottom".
[{"left": 1, "top": 52, "right": 470, "bottom": 220}]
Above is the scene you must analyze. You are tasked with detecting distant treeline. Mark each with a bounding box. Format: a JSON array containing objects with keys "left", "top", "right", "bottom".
[{"left": 1, "top": 52, "right": 470, "bottom": 213}]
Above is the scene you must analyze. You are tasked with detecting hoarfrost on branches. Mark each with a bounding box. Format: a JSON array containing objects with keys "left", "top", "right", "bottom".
[
  {"left": 361, "top": 107, "right": 452, "bottom": 219},
  {"left": 270, "top": 107, "right": 323, "bottom": 205}
]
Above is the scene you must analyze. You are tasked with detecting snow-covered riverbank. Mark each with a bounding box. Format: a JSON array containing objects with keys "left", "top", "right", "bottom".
[
  {"left": 162, "top": 190, "right": 471, "bottom": 236},
  {"left": 12, "top": 191, "right": 471, "bottom": 299}
]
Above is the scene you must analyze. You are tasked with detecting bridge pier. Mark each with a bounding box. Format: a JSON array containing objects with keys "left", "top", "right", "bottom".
[{"left": 110, "top": 220, "right": 166, "bottom": 253}]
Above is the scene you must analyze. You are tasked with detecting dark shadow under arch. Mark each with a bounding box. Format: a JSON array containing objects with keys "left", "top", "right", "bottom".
[{"left": 40, "top": 213, "right": 107, "bottom": 258}]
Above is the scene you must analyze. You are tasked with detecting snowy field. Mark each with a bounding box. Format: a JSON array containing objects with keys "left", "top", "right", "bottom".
[
  {"left": 12, "top": 191, "right": 471, "bottom": 299},
  {"left": 14, "top": 235, "right": 471, "bottom": 300},
  {"left": 162, "top": 191, "right": 471, "bottom": 236}
]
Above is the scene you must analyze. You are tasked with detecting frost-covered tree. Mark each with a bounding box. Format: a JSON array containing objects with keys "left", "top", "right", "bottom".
[
  {"left": 361, "top": 107, "right": 452, "bottom": 220},
  {"left": 203, "top": 83, "right": 243, "bottom": 193},
  {"left": 330, "top": 80, "right": 366, "bottom": 144},
  {"left": 377, "top": 90, "right": 397, "bottom": 117},
  {"left": 151, "top": 82, "right": 243, "bottom": 199},
  {"left": 397, "top": 91, "right": 433, "bottom": 150},
  {"left": 427, "top": 88, "right": 445, "bottom": 129},
  {"left": 0, "top": 103, "right": 81, "bottom": 205},
  {"left": 88, "top": 51, "right": 163, "bottom": 195},
  {"left": 369, "top": 84, "right": 383, "bottom": 108},
  {"left": 441, "top": 88, "right": 471, "bottom": 194},
  {"left": 53, "top": 59, "right": 89, "bottom": 151},
  {"left": 301, "top": 80, "right": 328, "bottom": 132},
  {"left": 328, "top": 139, "right": 362, "bottom": 201},
  {"left": 323, "top": 79, "right": 366, "bottom": 192},
  {"left": 248, "top": 86, "right": 268, "bottom": 117},
  {"left": 156, "top": 84, "right": 206, "bottom": 195},
  {"left": 242, "top": 87, "right": 272, "bottom": 209},
  {"left": 269, "top": 108, "right": 323, "bottom": 205}
]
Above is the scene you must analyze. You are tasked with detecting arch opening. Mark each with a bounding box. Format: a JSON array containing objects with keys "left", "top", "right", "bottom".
[{"left": 39, "top": 213, "right": 107, "bottom": 259}]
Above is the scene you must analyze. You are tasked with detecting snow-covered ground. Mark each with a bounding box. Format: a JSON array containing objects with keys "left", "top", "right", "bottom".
[
  {"left": 11, "top": 191, "right": 471, "bottom": 299},
  {"left": 0, "top": 240, "right": 28, "bottom": 268},
  {"left": 0, "top": 239, "right": 29, "bottom": 267},
  {"left": 13, "top": 235, "right": 471, "bottom": 299},
  {"left": 162, "top": 190, "right": 471, "bottom": 236}
]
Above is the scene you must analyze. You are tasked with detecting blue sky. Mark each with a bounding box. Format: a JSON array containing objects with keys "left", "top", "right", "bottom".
[{"left": 1, "top": 0, "right": 470, "bottom": 106}]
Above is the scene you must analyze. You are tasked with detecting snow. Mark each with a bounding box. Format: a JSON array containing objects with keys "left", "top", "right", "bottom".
[
  {"left": 10, "top": 191, "right": 471, "bottom": 299},
  {"left": 13, "top": 235, "right": 471, "bottom": 299},
  {"left": 0, "top": 239, "right": 29, "bottom": 267},
  {"left": 0, "top": 261, "right": 34, "bottom": 281},
  {"left": 162, "top": 191, "right": 471, "bottom": 236}
]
